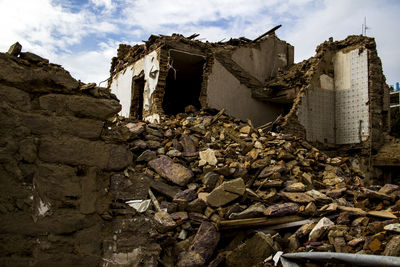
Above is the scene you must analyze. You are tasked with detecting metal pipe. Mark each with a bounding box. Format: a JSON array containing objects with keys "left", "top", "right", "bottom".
[{"left": 279, "top": 252, "right": 400, "bottom": 267}]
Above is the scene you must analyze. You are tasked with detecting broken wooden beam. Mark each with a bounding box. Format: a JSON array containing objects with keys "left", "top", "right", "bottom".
[
  {"left": 206, "top": 108, "right": 225, "bottom": 127},
  {"left": 253, "top": 25, "right": 282, "bottom": 42},
  {"left": 218, "top": 215, "right": 304, "bottom": 230},
  {"left": 187, "top": 33, "right": 200, "bottom": 40}
]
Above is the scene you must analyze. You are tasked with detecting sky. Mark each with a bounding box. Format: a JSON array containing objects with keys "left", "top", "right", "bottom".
[{"left": 0, "top": 0, "right": 399, "bottom": 86}]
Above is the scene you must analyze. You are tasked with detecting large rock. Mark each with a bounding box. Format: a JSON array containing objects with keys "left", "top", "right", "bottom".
[
  {"left": 199, "top": 148, "right": 218, "bottom": 166},
  {"left": 180, "top": 135, "right": 197, "bottom": 157},
  {"left": 39, "top": 94, "right": 121, "bottom": 120},
  {"left": 0, "top": 53, "right": 79, "bottom": 92},
  {"left": 38, "top": 136, "right": 132, "bottom": 171},
  {"left": 225, "top": 232, "right": 275, "bottom": 267},
  {"left": 229, "top": 202, "right": 266, "bottom": 219},
  {"left": 258, "top": 164, "right": 287, "bottom": 178},
  {"left": 280, "top": 192, "right": 314, "bottom": 203},
  {"left": 384, "top": 235, "right": 400, "bottom": 256},
  {"left": 35, "top": 163, "right": 81, "bottom": 201},
  {"left": 7, "top": 42, "right": 22, "bottom": 56},
  {"left": 148, "top": 155, "right": 194, "bottom": 186},
  {"left": 264, "top": 202, "right": 299, "bottom": 216},
  {"left": 309, "top": 217, "right": 335, "bottom": 241},
  {"left": 0, "top": 85, "right": 31, "bottom": 111},
  {"left": 154, "top": 211, "right": 177, "bottom": 233},
  {"left": 206, "top": 178, "right": 245, "bottom": 207},
  {"left": 177, "top": 221, "right": 220, "bottom": 267},
  {"left": 20, "top": 113, "right": 104, "bottom": 139}
]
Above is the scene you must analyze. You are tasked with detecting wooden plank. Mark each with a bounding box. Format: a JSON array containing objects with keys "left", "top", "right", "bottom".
[
  {"left": 218, "top": 215, "right": 304, "bottom": 230},
  {"left": 253, "top": 25, "right": 282, "bottom": 42},
  {"left": 207, "top": 108, "right": 225, "bottom": 126}
]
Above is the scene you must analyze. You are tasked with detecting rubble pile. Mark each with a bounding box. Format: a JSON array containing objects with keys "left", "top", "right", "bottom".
[{"left": 106, "top": 110, "right": 400, "bottom": 266}]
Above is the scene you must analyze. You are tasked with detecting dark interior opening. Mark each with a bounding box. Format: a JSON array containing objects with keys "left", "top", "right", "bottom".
[
  {"left": 131, "top": 75, "right": 145, "bottom": 120},
  {"left": 162, "top": 50, "right": 205, "bottom": 115}
]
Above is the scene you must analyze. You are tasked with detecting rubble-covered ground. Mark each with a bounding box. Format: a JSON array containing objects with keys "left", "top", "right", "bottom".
[
  {"left": 1, "top": 43, "right": 399, "bottom": 266},
  {"left": 105, "top": 109, "right": 400, "bottom": 266}
]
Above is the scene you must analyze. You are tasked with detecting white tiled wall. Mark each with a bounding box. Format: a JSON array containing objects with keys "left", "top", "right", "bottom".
[
  {"left": 334, "top": 49, "right": 369, "bottom": 144},
  {"left": 297, "top": 48, "right": 369, "bottom": 145}
]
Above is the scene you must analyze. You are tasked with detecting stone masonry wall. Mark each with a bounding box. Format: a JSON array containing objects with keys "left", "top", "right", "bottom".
[{"left": 0, "top": 51, "right": 132, "bottom": 266}]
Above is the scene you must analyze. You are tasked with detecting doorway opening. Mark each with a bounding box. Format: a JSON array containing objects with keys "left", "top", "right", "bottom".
[
  {"left": 131, "top": 74, "right": 145, "bottom": 120},
  {"left": 162, "top": 50, "right": 205, "bottom": 115}
]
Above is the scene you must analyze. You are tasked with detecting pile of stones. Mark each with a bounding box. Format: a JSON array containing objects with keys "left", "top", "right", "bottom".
[{"left": 105, "top": 110, "right": 400, "bottom": 266}]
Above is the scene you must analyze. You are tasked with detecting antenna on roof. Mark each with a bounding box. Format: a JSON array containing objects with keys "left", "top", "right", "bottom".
[{"left": 362, "top": 17, "right": 370, "bottom": 36}]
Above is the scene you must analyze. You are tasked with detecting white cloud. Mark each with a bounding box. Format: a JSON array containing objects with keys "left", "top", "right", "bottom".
[
  {"left": 0, "top": 0, "right": 398, "bottom": 85},
  {"left": 56, "top": 40, "right": 118, "bottom": 84},
  {"left": 90, "top": 0, "right": 116, "bottom": 14},
  {"left": 0, "top": 0, "right": 88, "bottom": 56},
  {"left": 281, "top": 0, "right": 400, "bottom": 84},
  {"left": 120, "top": 0, "right": 276, "bottom": 36}
]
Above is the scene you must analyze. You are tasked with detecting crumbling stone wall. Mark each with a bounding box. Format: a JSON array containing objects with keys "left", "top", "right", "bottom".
[
  {"left": 109, "top": 34, "right": 293, "bottom": 127},
  {"left": 0, "top": 51, "right": 132, "bottom": 266},
  {"left": 267, "top": 36, "right": 390, "bottom": 153},
  {"left": 368, "top": 43, "right": 390, "bottom": 151}
]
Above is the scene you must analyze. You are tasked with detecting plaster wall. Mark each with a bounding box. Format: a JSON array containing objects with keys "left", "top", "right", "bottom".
[
  {"left": 109, "top": 65, "right": 136, "bottom": 117},
  {"left": 231, "top": 37, "right": 293, "bottom": 83},
  {"left": 109, "top": 50, "right": 160, "bottom": 119},
  {"left": 143, "top": 50, "right": 160, "bottom": 115},
  {"left": 207, "top": 59, "right": 283, "bottom": 127}
]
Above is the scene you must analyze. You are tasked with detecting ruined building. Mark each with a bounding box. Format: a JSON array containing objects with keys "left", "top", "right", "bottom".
[
  {"left": 108, "top": 31, "right": 293, "bottom": 126},
  {"left": 0, "top": 32, "right": 398, "bottom": 266},
  {"left": 109, "top": 34, "right": 390, "bottom": 154}
]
